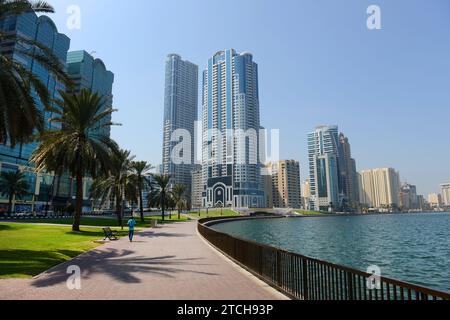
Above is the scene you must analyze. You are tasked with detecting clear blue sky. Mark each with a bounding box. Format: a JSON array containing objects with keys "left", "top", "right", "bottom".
[{"left": 48, "top": 0, "right": 450, "bottom": 196}]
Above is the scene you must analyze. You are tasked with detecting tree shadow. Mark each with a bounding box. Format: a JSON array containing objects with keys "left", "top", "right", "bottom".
[
  {"left": 0, "top": 225, "right": 14, "bottom": 231},
  {"left": 30, "top": 248, "right": 219, "bottom": 288},
  {"left": 0, "top": 249, "right": 84, "bottom": 278}
]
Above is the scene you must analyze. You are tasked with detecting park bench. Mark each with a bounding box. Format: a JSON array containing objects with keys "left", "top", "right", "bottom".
[{"left": 102, "top": 227, "right": 119, "bottom": 241}]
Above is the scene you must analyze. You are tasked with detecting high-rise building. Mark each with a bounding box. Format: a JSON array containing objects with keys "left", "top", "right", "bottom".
[
  {"left": 162, "top": 54, "right": 198, "bottom": 195},
  {"left": 399, "top": 183, "right": 419, "bottom": 210},
  {"left": 0, "top": 13, "right": 70, "bottom": 165},
  {"left": 428, "top": 193, "right": 442, "bottom": 208},
  {"left": 66, "top": 50, "right": 114, "bottom": 137},
  {"left": 191, "top": 169, "right": 203, "bottom": 209},
  {"left": 202, "top": 49, "right": 264, "bottom": 208},
  {"left": 270, "top": 160, "right": 302, "bottom": 209},
  {"left": 359, "top": 168, "right": 401, "bottom": 210},
  {"left": 441, "top": 183, "right": 450, "bottom": 207},
  {"left": 308, "top": 125, "right": 340, "bottom": 211},
  {"left": 0, "top": 13, "right": 70, "bottom": 214},
  {"left": 338, "top": 133, "right": 360, "bottom": 206}
]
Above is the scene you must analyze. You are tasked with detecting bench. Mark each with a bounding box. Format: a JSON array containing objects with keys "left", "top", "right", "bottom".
[{"left": 102, "top": 227, "right": 119, "bottom": 241}]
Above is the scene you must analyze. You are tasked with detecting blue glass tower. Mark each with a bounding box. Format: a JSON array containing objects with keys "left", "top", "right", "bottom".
[
  {"left": 66, "top": 50, "right": 114, "bottom": 138},
  {"left": 0, "top": 13, "right": 70, "bottom": 165},
  {"left": 307, "top": 125, "right": 340, "bottom": 211},
  {"left": 202, "top": 49, "right": 264, "bottom": 208},
  {"left": 0, "top": 13, "right": 70, "bottom": 213}
]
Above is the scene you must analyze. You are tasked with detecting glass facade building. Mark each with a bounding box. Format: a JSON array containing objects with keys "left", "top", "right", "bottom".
[
  {"left": 162, "top": 54, "right": 198, "bottom": 194},
  {"left": 66, "top": 50, "right": 115, "bottom": 137},
  {"left": 0, "top": 13, "right": 71, "bottom": 214},
  {"left": 0, "top": 13, "right": 70, "bottom": 165},
  {"left": 202, "top": 49, "right": 264, "bottom": 208},
  {"left": 308, "top": 125, "right": 340, "bottom": 211}
]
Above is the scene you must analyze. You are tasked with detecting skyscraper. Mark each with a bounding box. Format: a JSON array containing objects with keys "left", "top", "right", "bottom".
[
  {"left": 359, "top": 168, "right": 401, "bottom": 210},
  {"left": 162, "top": 54, "right": 198, "bottom": 194},
  {"left": 308, "top": 125, "right": 340, "bottom": 211},
  {"left": 338, "top": 133, "right": 360, "bottom": 206},
  {"left": 202, "top": 49, "right": 264, "bottom": 208},
  {"left": 66, "top": 50, "right": 114, "bottom": 137},
  {"left": 0, "top": 13, "right": 70, "bottom": 165}
]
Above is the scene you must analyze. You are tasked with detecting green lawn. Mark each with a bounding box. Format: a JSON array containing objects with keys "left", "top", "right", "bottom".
[
  {"left": 295, "top": 210, "right": 326, "bottom": 216},
  {"left": 0, "top": 223, "right": 127, "bottom": 279},
  {"left": 188, "top": 209, "right": 240, "bottom": 219}
]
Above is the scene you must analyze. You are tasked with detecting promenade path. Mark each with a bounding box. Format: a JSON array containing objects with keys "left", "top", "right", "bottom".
[{"left": 0, "top": 220, "right": 287, "bottom": 300}]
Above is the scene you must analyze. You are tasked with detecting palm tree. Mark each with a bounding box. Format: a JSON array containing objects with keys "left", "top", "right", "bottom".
[
  {"left": 91, "top": 149, "right": 137, "bottom": 228},
  {"left": 148, "top": 174, "right": 171, "bottom": 222},
  {"left": 30, "top": 89, "right": 119, "bottom": 231},
  {"left": 0, "top": 0, "right": 71, "bottom": 147},
  {"left": 0, "top": 170, "right": 30, "bottom": 216},
  {"left": 171, "top": 184, "right": 186, "bottom": 220},
  {"left": 131, "top": 161, "right": 153, "bottom": 223}
]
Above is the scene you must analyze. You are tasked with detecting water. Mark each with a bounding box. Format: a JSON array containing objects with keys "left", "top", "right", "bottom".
[{"left": 213, "top": 212, "right": 450, "bottom": 293}]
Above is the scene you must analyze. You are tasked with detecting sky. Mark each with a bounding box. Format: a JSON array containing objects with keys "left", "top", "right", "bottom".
[{"left": 47, "top": 0, "right": 450, "bottom": 196}]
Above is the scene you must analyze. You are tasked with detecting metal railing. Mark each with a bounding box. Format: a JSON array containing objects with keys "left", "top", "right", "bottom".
[{"left": 198, "top": 217, "right": 450, "bottom": 301}]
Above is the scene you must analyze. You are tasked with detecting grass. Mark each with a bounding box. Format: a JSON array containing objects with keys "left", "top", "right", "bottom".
[
  {"left": 0, "top": 223, "right": 127, "bottom": 279},
  {"left": 295, "top": 210, "right": 326, "bottom": 216},
  {"left": 188, "top": 209, "right": 240, "bottom": 219}
]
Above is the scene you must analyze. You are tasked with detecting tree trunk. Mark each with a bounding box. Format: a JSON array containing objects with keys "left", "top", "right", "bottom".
[
  {"left": 116, "top": 196, "right": 122, "bottom": 227},
  {"left": 7, "top": 193, "right": 13, "bottom": 217},
  {"left": 139, "top": 178, "right": 144, "bottom": 223},
  {"left": 161, "top": 192, "right": 165, "bottom": 222},
  {"left": 73, "top": 171, "right": 83, "bottom": 232},
  {"left": 178, "top": 208, "right": 181, "bottom": 220}
]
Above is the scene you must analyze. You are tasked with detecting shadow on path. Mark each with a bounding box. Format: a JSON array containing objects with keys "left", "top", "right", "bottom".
[{"left": 31, "top": 248, "right": 219, "bottom": 288}]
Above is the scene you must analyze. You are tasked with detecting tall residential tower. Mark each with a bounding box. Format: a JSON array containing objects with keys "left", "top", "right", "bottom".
[
  {"left": 162, "top": 54, "right": 198, "bottom": 193},
  {"left": 202, "top": 49, "right": 264, "bottom": 208}
]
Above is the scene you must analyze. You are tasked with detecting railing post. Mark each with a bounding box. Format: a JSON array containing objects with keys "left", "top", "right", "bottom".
[
  {"left": 302, "top": 258, "right": 309, "bottom": 300},
  {"left": 276, "top": 251, "right": 281, "bottom": 287},
  {"left": 347, "top": 271, "right": 354, "bottom": 300}
]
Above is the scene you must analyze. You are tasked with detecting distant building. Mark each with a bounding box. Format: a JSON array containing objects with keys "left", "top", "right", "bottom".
[
  {"left": 269, "top": 160, "right": 302, "bottom": 209},
  {"left": 66, "top": 50, "right": 114, "bottom": 138},
  {"left": 399, "top": 183, "right": 419, "bottom": 211},
  {"left": 301, "top": 180, "right": 311, "bottom": 210},
  {"left": 307, "top": 125, "right": 340, "bottom": 212},
  {"left": 191, "top": 169, "right": 203, "bottom": 209},
  {"left": 441, "top": 183, "right": 450, "bottom": 207},
  {"left": 338, "top": 133, "right": 360, "bottom": 207},
  {"left": 359, "top": 168, "right": 401, "bottom": 210},
  {"left": 162, "top": 54, "right": 198, "bottom": 195},
  {"left": 263, "top": 164, "right": 274, "bottom": 208},
  {"left": 428, "top": 193, "right": 442, "bottom": 208}
]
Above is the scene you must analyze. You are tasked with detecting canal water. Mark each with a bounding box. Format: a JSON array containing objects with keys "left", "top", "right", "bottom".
[{"left": 213, "top": 212, "right": 450, "bottom": 293}]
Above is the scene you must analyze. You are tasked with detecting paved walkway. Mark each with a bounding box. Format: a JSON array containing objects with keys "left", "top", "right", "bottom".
[{"left": 0, "top": 221, "right": 287, "bottom": 300}]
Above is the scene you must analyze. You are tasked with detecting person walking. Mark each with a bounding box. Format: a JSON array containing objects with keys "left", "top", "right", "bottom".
[{"left": 127, "top": 217, "right": 137, "bottom": 242}]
